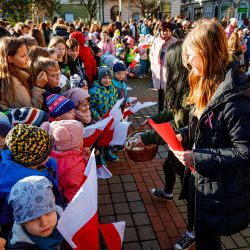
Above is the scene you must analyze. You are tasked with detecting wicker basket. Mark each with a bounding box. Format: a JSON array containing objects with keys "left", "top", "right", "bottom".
[{"left": 125, "top": 131, "right": 158, "bottom": 162}]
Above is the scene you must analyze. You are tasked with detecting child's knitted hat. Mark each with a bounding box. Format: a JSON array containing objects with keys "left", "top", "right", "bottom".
[
  {"left": 0, "top": 112, "right": 11, "bottom": 137},
  {"left": 113, "top": 61, "right": 126, "bottom": 73},
  {"left": 8, "top": 107, "right": 49, "bottom": 127},
  {"left": 8, "top": 176, "right": 56, "bottom": 224},
  {"left": 98, "top": 67, "right": 112, "bottom": 82},
  {"left": 46, "top": 94, "right": 75, "bottom": 118},
  {"left": 5, "top": 124, "right": 52, "bottom": 167},
  {"left": 63, "top": 88, "right": 90, "bottom": 107},
  {"left": 49, "top": 120, "right": 84, "bottom": 151}
]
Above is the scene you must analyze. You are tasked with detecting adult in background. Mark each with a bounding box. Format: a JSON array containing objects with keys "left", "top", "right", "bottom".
[{"left": 149, "top": 21, "right": 177, "bottom": 112}]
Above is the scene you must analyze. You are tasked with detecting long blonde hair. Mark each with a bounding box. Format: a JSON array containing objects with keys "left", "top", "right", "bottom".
[{"left": 182, "top": 21, "right": 229, "bottom": 117}]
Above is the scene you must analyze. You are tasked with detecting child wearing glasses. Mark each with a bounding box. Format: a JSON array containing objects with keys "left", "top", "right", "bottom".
[{"left": 33, "top": 56, "right": 70, "bottom": 112}]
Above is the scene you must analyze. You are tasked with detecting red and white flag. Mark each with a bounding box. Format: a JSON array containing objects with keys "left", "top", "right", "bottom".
[
  {"left": 97, "top": 121, "right": 131, "bottom": 147},
  {"left": 83, "top": 117, "right": 113, "bottom": 147},
  {"left": 97, "top": 164, "right": 112, "bottom": 179},
  {"left": 123, "top": 101, "right": 157, "bottom": 119},
  {"left": 99, "top": 221, "right": 126, "bottom": 250},
  {"left": 57, "top": 150, "right": 99, "bottom": 249}
]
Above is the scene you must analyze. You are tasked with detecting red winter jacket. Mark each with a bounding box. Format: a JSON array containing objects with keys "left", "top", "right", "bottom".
[{"left": 70, "top": 31, "right": 97, "bottom": 83}]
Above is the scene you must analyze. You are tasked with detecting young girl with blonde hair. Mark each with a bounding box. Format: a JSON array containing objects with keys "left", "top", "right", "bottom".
[
  {"left": 171, "top": 21, "right": 250, "bottom": 250},
  {"left": 0, "top": 37, "right": 47, "bottom": 111}
]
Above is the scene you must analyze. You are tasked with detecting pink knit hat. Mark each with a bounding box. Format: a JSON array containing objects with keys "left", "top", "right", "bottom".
[
  {"left": 63, "top": 88, "right": 90, "bottom": 107},
  {"left": 49, "top": 120, "right": 84, "bottom": 151}
]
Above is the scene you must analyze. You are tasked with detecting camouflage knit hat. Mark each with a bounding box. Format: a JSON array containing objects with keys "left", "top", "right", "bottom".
[{"left": 5, "top": 124, "right": 52, "bottom": 167}]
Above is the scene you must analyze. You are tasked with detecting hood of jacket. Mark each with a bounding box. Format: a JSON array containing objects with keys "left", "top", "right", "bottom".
[{"left": 70, "top": 31, "right": 85, "bottom": 45}]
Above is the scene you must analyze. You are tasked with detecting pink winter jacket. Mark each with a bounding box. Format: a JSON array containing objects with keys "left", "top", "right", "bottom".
[
  {"left": 50, "top": 149, "right": 88, "bottom": 203},
  {"left": 97, "top": 39, "right": 116, "bottom": 56},
  {"left": 149, "top": 36, "right": 177, "bottom": 90}
]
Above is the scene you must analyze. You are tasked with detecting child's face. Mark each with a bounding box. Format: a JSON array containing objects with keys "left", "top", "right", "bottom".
[
  {"left": 101, "top": 76, "right": 111, "bottom": 87},
  {"left": 76, "top": 99, "right": 91, "bottom": 124},
  {"left": 67, "top": 46, "right": 79, "bottom": 61},
  {"left": 56, "top": 109, "right": 75, "bottom": 120},
  {"left": 23, "top": 211, "right": 57, "bottom": 237},
  {"left": 46, "top": 66, "right": 60, "bottom": 87},
  {"left": 55, "top": 43, "right": 66, "bottom": 61},
  {"left": 0, "top": 136, "right": 5, "bottom": 150},
  {"left": 8, "top": 44, "right": 29, "bottom": 69},
  {"left": 114, "top": 71, "right": 127, "bottom": 81}
]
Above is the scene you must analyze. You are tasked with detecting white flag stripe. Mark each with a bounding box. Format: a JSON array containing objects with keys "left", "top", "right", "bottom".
[
  {"left": 113, "top": 221, "right": 126, "bottom": 245},
  {"left": 128, "top": 97, "right": 137, "bottom": 103},
  {"left": 130, "top": 101, "right": 157, "bottom": 114},
  {"left": 110, "top": 122, "right": 131, "bottom": 146},
  {"left": 109, "top": 98, "right": 124, "bottom": 128},
  {"left": 83, "top": 117, "right": 112, "bottom": 138},
  {"left": 97, "top": 165, "right": 112, "bottom": 179},
  {"left": 57, "top": 150, "right": 97, "bottom": 248}
]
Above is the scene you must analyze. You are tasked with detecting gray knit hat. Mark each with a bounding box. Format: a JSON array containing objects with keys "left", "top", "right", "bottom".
[
  {"left": 98, "top": 67, "right": 112, "bottom": 82},
  {"left": 8, "top": 176, "right": 56, "bottom": 224}
]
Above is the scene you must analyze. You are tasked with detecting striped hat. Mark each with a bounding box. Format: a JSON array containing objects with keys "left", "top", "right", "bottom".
[
  {"left": 5, "top": 124, "right": 52, "bottom": 167},
  {"left": 8, "top": 108, "right": 49, "bottom": 127},
  {"left": 46, "top": 94, "right": 75, "bottom": 118},
  {"left": 0, "top": 112, "right": 11, "bottom": 136}
]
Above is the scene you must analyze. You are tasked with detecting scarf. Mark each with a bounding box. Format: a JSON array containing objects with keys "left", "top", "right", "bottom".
[{"left": 24, "top": 213, "right": 64, "bottom": 250}]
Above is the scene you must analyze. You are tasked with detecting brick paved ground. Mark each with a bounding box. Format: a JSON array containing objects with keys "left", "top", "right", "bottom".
[{"left": 98, "top": 77, "right": 250, "bottom": 250}]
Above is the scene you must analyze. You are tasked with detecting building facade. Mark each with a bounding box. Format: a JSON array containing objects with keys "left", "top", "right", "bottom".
[
  {"left": 183, "top": 0, "right": 249, "bottom": 22},
  {"left": 59, "top": 0, "right": 182, "bottom": 23}
]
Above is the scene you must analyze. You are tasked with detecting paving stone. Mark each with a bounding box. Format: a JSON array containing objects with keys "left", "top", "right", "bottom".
[
  {"left": 123, "top": 242, "right": 142, "bottom": 250},
  {"left": 231, "top": 233, "right": 249, "bottom": 247},
  {"left": 141, "top": 240, "right": 161, "bottom": 250},
  {"left": 116, "top": 214, "right": 134, "bottom": 227},
  {"left": 241, "top": 227, "right": 250, "bottom": 237},
  {"left": 114, "top": 202, "right": 130, "bottom": 214},
  {"left": 129, "top": 201, "right": 146, "bottom": 213},
  {"left": 98, "top": 179, "right": 108, "bottom": 185},
  {"left": 124, "top": 227, "right": 138, "bottom": 242},
  {"left": 108, "top": 175, "right": 121, "bottom": 184},
  {"left": 109, "top": 183, "right": 124, "bottom": 193},
  {"left": 137, "top": 225, "right": 156, "bottom": 241},
  {"left": 123, "top": 182, "right": 138, "bottom": 192},
  {"left": 126, "top": 191, "right": 141, "bottom": 201},
  {"left": 99, "top": 216, "right": 115, "bottom": 224},
  {"left": 121, "top": 174, "right": 134, "bottom": 183},
  {"left": 99, "top": 204, "right": 114, "bottom": 216},
  {"left": 111, "top": 192, "right": 126, "bottom": 203},
  {"left": 221, "top": 236, "right": 237, "bottom": 249},
  {"left": 98, "top": 194, "right": 111, "bottom": 205},
  {"left": 132, "top": 213, "right": 150, "bottom": 226},
  {"left": 99, "top": 185, "right": 109, "bottom": 194}
]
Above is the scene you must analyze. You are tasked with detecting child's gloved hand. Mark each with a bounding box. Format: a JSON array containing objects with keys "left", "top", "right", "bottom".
[{"left": 35, "top": 71, "right": 48, "bottom": 88}]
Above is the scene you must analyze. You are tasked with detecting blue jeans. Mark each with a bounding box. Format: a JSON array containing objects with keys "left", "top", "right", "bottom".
[{"left": 139, "top": 60, "right": 147, "bottom": 76}]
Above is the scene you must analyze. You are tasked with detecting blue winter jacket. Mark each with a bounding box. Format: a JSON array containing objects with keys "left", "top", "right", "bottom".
[
  {"left": 0, "top": 149, "right": 64, "bottom": 225},
  {"left": 112, "top": 77, "right": 129, "bottom": 107}
]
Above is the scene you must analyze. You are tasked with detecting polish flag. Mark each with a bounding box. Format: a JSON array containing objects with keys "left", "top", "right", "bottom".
[
  {"left": 123, "top": 101, "right": 157, "bottom": 119},
  {"left": 57, "top": 150, "right": 99, "bottom": 249},
  {"left": 99, "top": 221, "right": 126, "bottom": 250},
  {"left": 97, "top": 121, "right": 131, "bottom": 147},
  {"left": 97, "top": 164, "right": 112, "bottom": 179},
  {"left": 83, "top": 117, "right": 113, "bottom": 147}
]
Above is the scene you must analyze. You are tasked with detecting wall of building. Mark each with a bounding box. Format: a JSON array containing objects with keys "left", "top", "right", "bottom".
[{"left": 171, "top": 0, "right": 182, "bottom": 18}]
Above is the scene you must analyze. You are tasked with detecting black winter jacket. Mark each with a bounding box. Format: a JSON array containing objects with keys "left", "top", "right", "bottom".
[{"left": 188, "top": 67, "right": 250, "bottom": 235}]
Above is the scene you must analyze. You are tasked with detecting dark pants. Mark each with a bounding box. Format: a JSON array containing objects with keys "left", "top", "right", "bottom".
[
  {"left": 158, "top": 89, "right": 165, "bottom": 112},
  {"left": 195, "top": 225, "right": 222, "bottom": 250},
  {"left": 163, "top": 151, "right": 195, "bottom": 231}
]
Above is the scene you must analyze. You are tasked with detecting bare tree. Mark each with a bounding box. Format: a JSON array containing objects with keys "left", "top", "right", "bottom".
[
  {"left": 133, "top": 0, "right": 161, "bottom": 18},
  {"left": 70, "top": 0, "right": 106, "bottom": 26}
]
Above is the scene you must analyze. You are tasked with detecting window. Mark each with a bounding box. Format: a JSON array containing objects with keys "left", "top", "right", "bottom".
[
  {"left": 194, "top": 7, "right": 203, "bottom": 20},
  {"left": 205, "top": 6, "right": 213, "bottom": 18},
  {"left": 221, "top": 4, "right": 229, "bottom": 19}
]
